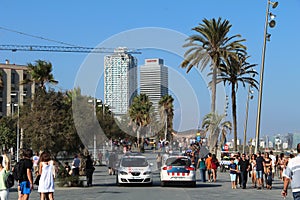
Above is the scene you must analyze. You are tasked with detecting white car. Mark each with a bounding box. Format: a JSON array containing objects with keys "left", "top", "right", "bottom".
[
  {"left": 116, "top": 155, "right": 153, "bottom": 185},
  {"left": 160, "top": 156, "right": 196, "bottom": 187}
]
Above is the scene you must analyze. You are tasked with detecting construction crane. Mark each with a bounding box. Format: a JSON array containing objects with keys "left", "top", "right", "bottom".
[{"left": 0, "top": 44, "right": 141, "bottom": 54}]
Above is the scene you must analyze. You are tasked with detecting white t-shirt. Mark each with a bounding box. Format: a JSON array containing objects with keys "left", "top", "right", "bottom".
[
  {"left": 269, "top": 154, "right": 276, "bottom": 167},
  {"left": 33, "top": 155, "right": 39, "bottom": 167}
]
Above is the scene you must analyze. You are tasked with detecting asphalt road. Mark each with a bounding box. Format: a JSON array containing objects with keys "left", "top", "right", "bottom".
[{"left": 8, "top": 153, "right": 291, "bottom": 200}]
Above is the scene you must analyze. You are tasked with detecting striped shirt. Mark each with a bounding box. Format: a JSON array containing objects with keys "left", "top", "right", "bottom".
[{"left": 283, "top": 154, "right": 300, "bottom": 193}]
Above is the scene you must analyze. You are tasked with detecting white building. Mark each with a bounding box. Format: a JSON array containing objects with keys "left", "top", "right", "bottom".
[
  {"left": 140, "top": 58, "right": 168, "bottom": 121},
  {"left": 104, "top": 47, "right": 138, "bottom": 115}
]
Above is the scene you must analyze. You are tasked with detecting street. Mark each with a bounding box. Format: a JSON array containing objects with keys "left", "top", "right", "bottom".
[{"left": 8, "top": 153, "right": 290, "bottom": 200}]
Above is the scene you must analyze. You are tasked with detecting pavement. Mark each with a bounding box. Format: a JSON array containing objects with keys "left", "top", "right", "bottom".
[{"left": 7, "top": 152, "right": 292, "bottom": 200}]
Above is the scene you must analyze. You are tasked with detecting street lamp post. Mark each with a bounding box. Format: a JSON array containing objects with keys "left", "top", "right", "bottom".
[
  {"left": 243, "top": 85, "right": 253, "bottom": 153},
  {"left": 254, "top": 0, "right": 278, "bottom": 154},
  {"left": 88, "top": 98, "right": 102, "bottom": 160},
  {"left": 8, "top": 91, "right": 25, "bottom": 162}
]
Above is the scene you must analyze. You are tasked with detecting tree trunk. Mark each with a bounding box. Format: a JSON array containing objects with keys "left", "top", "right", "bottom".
[
  {"left": 231, "top": 84, "right": 238, "bottom": 152},
  {"left": 137, "top": 126, "right": 140, "bottom": 150},
  {"left": 211, "top": 65, "right": 217, "bottom": 114}
]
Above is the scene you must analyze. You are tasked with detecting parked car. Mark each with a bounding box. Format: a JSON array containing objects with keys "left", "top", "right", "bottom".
[
  {"left": 220, "top": 156, "right": 231, "bottom": 172},
  {"left": 116, "top": 154, "right": 153, "bottom": 186},
  {"left": 160, "top": 156, "right": 196, "bottom": 187}
]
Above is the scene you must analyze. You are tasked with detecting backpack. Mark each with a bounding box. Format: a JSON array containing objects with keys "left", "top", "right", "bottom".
[
  {"left": 5, "top": 173, "right": 14, "bottom": 188},
  {"left": 13, "top": 159, "right": 25, "bottom": 181}
]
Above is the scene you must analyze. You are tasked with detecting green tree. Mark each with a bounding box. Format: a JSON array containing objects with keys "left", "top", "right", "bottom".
[
  {"left": 159, "top": 95, "right": 174, "bottom": 141},
  {"left": 181, "top": 17, "right": 246, "bottom": 114},
  {"left": 0, "top": 117, "right": 16, "bottom": 150},
  {"left": 22, "top": 60, "right": 58, "bottom": 90},
  {"left": 202, "top": 112, "right": 232, "bottom": 153},
  {"left": 129, "top": 94, "right": 152, "bottom": 150},
  {"left": 216, "top": 54, "right": 258, "bottom": 151},
  {"left": 20, "top": 89, "right": 82, "bottom": 156}
]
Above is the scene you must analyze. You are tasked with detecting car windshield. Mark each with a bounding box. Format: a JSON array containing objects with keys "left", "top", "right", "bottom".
[
  {"left": 121, "top": 157, "right": 148, "bottom": 167},
  {"left": 165, "top": 157, "right": 191, "bottom": 166}
]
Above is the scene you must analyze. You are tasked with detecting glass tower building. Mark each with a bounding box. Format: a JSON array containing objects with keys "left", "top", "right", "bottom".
[
  {"left": 104, "top": 47, "right": 138, "bottom": 115},
  {"left": 140, "top": 58, "right": 168, "bottom": 121}
]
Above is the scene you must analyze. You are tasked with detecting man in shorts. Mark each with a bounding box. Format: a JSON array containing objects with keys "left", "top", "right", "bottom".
[
  {"left": 255, "top": 151, "right": 265, "bottom": 190},
  {"left": 18, "top": 149, "right": 34, "bottom": 200},
  {"left": 205, "top": 153, "right": 212, "bottom": 182}
]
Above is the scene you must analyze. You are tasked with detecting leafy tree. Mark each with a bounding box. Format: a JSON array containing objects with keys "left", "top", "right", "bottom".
[
  {"left": 129, "top": 94, "right": 153, "bottom": 150},
  {"left": 202, "top": 112, "right": 231, "bottom": 153},
  {"left": 181, "top": 17, "right": 246, "bottom": 114},
  {"left": 216, "top": 54, "right": 258, "bottom": 151},
  {"left": 0, "top": 117, "right": 16, "bottom": 150},
  {"left": 20, "top": 89, "right": 82, "bottom": 156},
  {"left": 22, "top": 60, "right": 58, "bottom": 91},
  {"left": 158, "top": 95, "right": 174, "bottom": 141}
]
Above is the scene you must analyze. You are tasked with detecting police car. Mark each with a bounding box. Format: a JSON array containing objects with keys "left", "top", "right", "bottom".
[
  {"left": 160, "top": 156, "right": 196, "bottom": 187},
  {"left": 116, "top": 154, "right": 153, "bottom": 185}
]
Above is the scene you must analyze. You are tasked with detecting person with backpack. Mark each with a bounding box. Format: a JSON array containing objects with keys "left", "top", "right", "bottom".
[
  {"left": 0, "top": 156, "right": 10, "bottom": 200},
  {"left": 17, "top": 149, "right": 34, "bottom": 200}
]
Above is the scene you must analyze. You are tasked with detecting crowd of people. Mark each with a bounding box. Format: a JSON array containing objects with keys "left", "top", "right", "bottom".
[
  {"left": 0, "top": 148, "right": 97, "bottom": 200},
  {"left": 0, "top": 141, "right": 299, "bottom": 200}
]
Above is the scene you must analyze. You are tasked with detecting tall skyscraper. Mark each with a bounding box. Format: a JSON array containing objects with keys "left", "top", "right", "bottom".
[
  {"left": 104, "top": 47, "right": 138, "bottom": 115},
  {"left": 140, "top": 58, "right": 168, "bottom": 120}
]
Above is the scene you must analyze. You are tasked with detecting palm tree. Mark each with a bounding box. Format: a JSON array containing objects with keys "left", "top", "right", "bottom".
[
  {"left": 159, "top": 95, "right": 174, "bottom": 141},
  {"left": 216, "top": 54, "right": 258, "bottom": 151},
  {"left": 202, "top": 112, "right": 232, "bottom": 153},
  {"left": 181, "top": 17, "right": 246, "bottom": 114},
  {"left": 22, "top": 60, "right": 58, "bottom": 91},
  {"left": 129, "top": 94, "right": 153, "bottom": 151}
]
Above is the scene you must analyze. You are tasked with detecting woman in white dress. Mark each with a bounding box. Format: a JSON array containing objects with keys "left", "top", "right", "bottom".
[{"left": 38, "top": 151, "right": 55, "bottom": 200}]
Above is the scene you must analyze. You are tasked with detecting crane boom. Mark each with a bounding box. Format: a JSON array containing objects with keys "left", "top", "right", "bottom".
[{"left": 0, "top": 44, "right": 141, "bottom": 54}]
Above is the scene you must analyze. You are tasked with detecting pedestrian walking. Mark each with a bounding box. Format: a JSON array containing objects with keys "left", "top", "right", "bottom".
[
  {"left": 234, "top": 155, "right": 241, "bottom": 187},
  {"left": 0, "top": 156, "right": 10, "bottom": 200},
  {"left": 282, "top": 143, "right": 300, "bottom": 200},
  {"left": 1, "top": 150, "right": 10, "bottom": 171},
  {"left": 250, "top": 154, "right": 257, "bottom": 188},
  {"left": 205, "top": 153, "right": 212, "bottom": 182},
  {"left": 269, "top": 150, "right": 276, "bottom": 179},
  {"left": 197, "top": 157, "right": 206, "bottom": 182},
  {"left": 85, "top": 155, "right": 95, "bottom": 187},
  {"left": 239, "top": 153, "right": 250, "bottom": 189},
  {"left": 255, "top": 151, "right": 265, "bottom": 190},
  {"left": 211, "top": 154, "right": 219, "bottom": 182},
  {"left": 264, "top": 152, "right": 273, "bottom": 189},
  {"left": 32, "top": 152, "right": 40, "bottom": 176},
  {"left": 18, "top": 149, "right": 34, "bottom": 200},
  {"left": 108, "top": 152, "right": 117, "bottom": 175},
  {"left": 38, "top": 151, "right": 55, "bottom": 200},
  {"left": 229, "top": 157, "right": 238, "bottom": 189}
]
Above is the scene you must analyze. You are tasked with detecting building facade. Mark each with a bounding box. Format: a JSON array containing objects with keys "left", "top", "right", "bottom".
[
  {"left": 104, "top": 47, "right": 138, "bottom": 115},
  {"left": 0, "top": 60, "right": 35, "bottom": 117},
  {"left": 140, "top": 58, "right": 168, "bottom": 121}
]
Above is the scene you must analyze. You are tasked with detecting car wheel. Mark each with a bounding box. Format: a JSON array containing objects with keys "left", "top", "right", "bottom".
[{"left": 160, "top": 181, "right": 166, "bottom": 187}]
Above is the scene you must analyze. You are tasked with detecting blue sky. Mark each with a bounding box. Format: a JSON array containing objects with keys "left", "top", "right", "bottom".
[{"left": 0, "top": 0, "right": 299, "bottom": 141}]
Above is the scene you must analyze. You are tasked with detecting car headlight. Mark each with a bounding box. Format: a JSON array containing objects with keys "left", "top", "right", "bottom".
[
  {"left": 119, "top": 171, "right": 128, "bottom": 175},
  {"left": 143, "top": 171, "right": 152, "bottom": 175}
]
